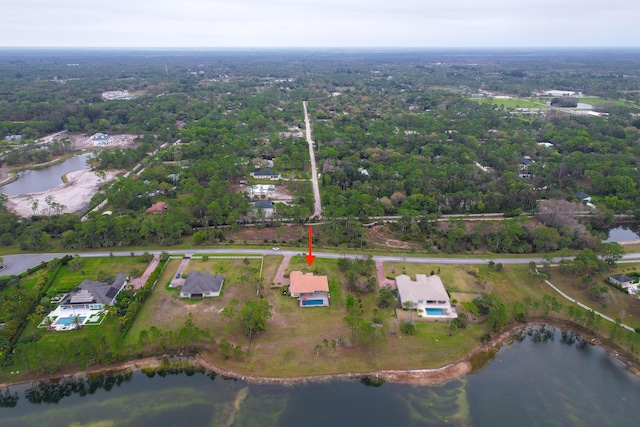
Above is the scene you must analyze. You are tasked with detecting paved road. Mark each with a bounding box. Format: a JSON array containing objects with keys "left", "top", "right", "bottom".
[
  {"left": 303, "top": 101, "right": 322, "bottom": 219},
  {"left": 4, "top": 249, "right": 640, "bottom": 277}
]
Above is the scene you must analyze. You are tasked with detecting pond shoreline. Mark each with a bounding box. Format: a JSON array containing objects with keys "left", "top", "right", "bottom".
[{"left": 2, "top": 319, "right": 638, "bottom": 388}]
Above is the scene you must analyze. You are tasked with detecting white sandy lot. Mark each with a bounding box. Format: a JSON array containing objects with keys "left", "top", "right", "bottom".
[{"left": 5, "top": 168, "right": 118, "bottom": 217}]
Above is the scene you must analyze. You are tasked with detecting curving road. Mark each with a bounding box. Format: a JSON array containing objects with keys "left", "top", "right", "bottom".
[{"left": 303, "top": 101, "right": 322, "bottom": 219}]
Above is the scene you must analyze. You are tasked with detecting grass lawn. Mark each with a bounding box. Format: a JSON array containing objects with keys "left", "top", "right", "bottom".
[
  {"left": 468, "top": 97, "right": 549, "bottom": 109},
  {"left": 184, "top": 256, "right": 264, "bottom": 284},
  {"left": 198, "top": 258, "right": 489, "bottom": 376},
  {"left": 124, "top": 255, "right": 282, "bottom": 347},
  {"left": 49, "top": 256, "right": 151, "bottom": 293},
  {"left": 544, "top": 264, "right": 640, "bottom": 329},
  {"left": 578, "top": 97, "right": 631, "bottom": 107}
]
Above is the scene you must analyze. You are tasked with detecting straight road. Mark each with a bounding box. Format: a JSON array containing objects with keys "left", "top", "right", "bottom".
[
  {"left": 303, "top": 101, "right": 322, "bottom": 219},
  {"left": 4, "top": 249, "right": 640, "bottom": 277}
]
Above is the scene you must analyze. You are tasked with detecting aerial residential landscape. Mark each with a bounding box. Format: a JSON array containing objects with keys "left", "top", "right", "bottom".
[{"left": 2, "top": 1, "right": 640, "bottom": 426}]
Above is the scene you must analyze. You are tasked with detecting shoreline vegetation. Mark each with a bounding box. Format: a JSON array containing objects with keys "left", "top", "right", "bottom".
[{"left": 2, "top": 319, "right": 638, "bottom": 389}]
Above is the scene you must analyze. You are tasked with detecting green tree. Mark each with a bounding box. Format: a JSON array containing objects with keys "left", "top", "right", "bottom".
[{"left": 240, "top": 299, "right": 273, "bottom": 338}]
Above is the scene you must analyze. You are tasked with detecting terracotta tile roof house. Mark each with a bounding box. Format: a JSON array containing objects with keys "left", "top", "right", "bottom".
[
  {"left": 289, "top": 271, "right": 330, "bottom": 307},
  {"left": 395, "top": 274, "right": 457, "bottom": 319},
  {"left": 60, "top": 273, "right": 128, "bottom": 310},
  {"left": 146, "top": 201, "right": 167, "bottom": 214},
  {"left": 180, "top": 272, "right": 224, "bottom": 298}
]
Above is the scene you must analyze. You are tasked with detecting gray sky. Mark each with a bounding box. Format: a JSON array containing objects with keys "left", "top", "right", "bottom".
[{"left": 2, "top": 0, "right": 639, "bottom": 47}]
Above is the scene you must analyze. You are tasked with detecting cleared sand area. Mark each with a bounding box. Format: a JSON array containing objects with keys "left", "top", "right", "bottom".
[{"left": 5, "top": 168, "right": 118, "bottom": 217}]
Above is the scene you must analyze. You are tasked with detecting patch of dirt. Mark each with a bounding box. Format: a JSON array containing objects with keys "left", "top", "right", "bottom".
[
  {"left": 5, "top": 168, "right": 119, "bottom": 217},
  {"left": 366, "top": 225, "right": 423, "bottom": 250},
  {"left": 71, "top": 133, "right": 140, "bottom": 150},
  {"left": 227, "top": 224, "right": 307, "bottom": 245}
]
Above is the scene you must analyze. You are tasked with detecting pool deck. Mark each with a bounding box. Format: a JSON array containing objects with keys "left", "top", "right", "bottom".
[{"left": 39, "top": 306, "right": 106, "bottom": 331}]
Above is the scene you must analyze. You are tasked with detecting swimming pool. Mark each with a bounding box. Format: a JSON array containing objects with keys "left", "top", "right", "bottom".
[
  {"left": 301, "top": 299, "right": 325, "bottom": 306},
  {"left": 56, "top": 316, "right": 86, "bottom": 325},
  {"left": 425, "top": 308, "right": 447, "bottom": 316}
]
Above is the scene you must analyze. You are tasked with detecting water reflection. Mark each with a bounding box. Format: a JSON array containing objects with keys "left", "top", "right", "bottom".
[
  {"left": 0, "top": 153, "right": 93, "bottom": 194},
  {"left": 604, "top": 224, "right": 640, "bottom": 243},
  {"left": 1, "top": 329, "right": 640, "bottom": 427}
]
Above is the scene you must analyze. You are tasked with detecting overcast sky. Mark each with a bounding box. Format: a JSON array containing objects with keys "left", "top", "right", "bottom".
[{"left": 2, "top": 0, "right": 639, "bottom": 48}]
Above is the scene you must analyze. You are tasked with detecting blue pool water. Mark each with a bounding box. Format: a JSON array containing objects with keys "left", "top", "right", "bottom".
[
  {"left": 56, "top": 316, "right": 86, "bottom": 325},
  {"left": 301, "top": 299, "right": 324, "bottom": 306},
  {"left": 425, "top": 308, "right": 446, "bottom": 316}
]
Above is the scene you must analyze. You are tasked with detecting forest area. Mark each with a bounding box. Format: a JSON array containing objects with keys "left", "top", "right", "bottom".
[{"left": 0, "top": 49, "right": 639, "bottom": 254}]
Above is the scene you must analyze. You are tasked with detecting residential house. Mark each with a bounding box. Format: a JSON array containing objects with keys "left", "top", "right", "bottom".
[
  {"left": 146, "top": 201, "right": 167, "bottom": 214},
  {"left": 395, "top": 274, "right": 457, "bottom": 318},
  {"left": 60, "top": 273, "right": 128, "bottom": 310},
  {"left": 248, "top": 184, "right": 275, "bottom": 198},
  {"left": 91, "top": 133, "right": 113, "bottom": 147},
  {"left": 180, "top": 272, "right": 224, "bottom": 298},
  {"left": 609, "top": 274, "right": 634, "bottom": 288},
  {"left": 253, "top": 200, "right": 275, "bottom": 218},
  {"left": 4, "top": 134, "right": 23, "bottom": 142},
  {"left": 289, "top": 271, "right": 330, "bottom": 307},
  {"left": 250, "top": 168, "right": 281, "bottom": 180},
  {"left": 574, "top": 191, "right": 591, "bottom": 202}
]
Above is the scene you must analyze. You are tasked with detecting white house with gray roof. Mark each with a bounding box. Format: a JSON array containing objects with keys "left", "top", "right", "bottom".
[
  {"left": 180, "top": 272, "right": 224, "bottom": 298},
  {"left": 60, "top": 273, "right": 128, "bottom": 310},
  {"left": 395, "top": 274, "right": 457, "bottom": 319}
]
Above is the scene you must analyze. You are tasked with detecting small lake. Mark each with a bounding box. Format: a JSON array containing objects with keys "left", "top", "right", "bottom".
[
  {"left": 0, "top": 153, "right": 94, "bottom": 195},
  {"left": 604, "top": 223, "right": 640, "bottom": 243},
  {"left": 1, "top": 326, "right": 640, "bottom": 426}
]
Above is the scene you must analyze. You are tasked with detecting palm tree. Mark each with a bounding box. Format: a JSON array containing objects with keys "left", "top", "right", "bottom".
[
  {"left": 403, "top": 300, "right": 417, "bottom": 323},
  {"left": 72, "top": 314, "right": 82, "bottom": 329}
]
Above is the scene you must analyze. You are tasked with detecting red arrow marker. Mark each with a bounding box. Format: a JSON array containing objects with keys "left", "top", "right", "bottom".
[{"left": 305, "top": 226, "right": 316, "bottom": 266}]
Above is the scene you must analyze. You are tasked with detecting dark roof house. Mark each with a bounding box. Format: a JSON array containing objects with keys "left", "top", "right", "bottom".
[
  {"left": 251, "top": 168, "right": 281, "bottom": 180},
  {"left": 609, "top": 274, "right": 633, "bottom": 287},
  {"left": 253, "top": 200, "right": 275, "bottom": 210},
  {"left": 574, "top": 191, "right": 591, "bottom": 201},
  {"left": 180, "top": 272, "right": 224, "bottom": 298},
  {"left": 61, "top": 273, "right": 128, "bottom": 308}
]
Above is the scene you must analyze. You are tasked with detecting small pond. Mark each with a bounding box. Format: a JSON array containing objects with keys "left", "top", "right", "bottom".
[
  {"left": 604, "top": 223, "right": 640, "bottom": 243},
  {"left": 0, "top": 153, "right": 94, "bottom": 194}
]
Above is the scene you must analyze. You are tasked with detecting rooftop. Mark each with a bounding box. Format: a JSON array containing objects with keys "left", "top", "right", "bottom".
[
  {"left": 396, "top": 274, "right": 450, "bottom": 304},
  {"left": 290, "top": 271, "right": 329, "bottom": 294},
  {"left": 182, "top": 272, "right": 224, "bottom": 294}
]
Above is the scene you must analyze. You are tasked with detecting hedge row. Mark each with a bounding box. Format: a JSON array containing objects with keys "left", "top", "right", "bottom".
[{"left": 118, "top": 260, "right": 168, "bottom": 337}]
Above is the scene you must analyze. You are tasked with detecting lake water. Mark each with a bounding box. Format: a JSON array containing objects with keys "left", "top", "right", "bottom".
[
  {"left": 604, "top": 223, "right": 640, "bottom": 243},
  {"left": 1, "top": 327, "right": 639, "bottom": 426},
  {"left": 0, "top": 153, "right": 93, "bottom": 194}
]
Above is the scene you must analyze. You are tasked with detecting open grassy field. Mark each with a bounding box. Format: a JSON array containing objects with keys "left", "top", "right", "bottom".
[
  {"left": 49, "top": 257, "right": 151, "bottom": 293},
  {"left": 578, "top": 97, "right": 631, "bottom": 107},
  {"left": 544, "top": 263, "right": 640, "bottom": 329},
  {"left": 7, "top": 254, "right": 640, "bottom": 382},
  {"left": 123, "top": 255, "right": 281, "bottom": 346},
  {"left": 468, "top": 97, "right": 549, "bottom": 109}
]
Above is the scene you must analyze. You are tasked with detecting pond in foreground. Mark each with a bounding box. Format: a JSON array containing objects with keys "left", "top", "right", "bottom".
[{"left": 1, "top": 326, "right": 639, "bottom": 426}]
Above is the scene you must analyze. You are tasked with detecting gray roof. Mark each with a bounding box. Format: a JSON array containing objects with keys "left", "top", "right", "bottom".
[
  {"left": 396, "top": 274, "right": 450, "bottom": 305},
  {"left": 574, "top": 191, "right": 590, "bottom": 200},
  {"left": 63, "top": 273, "right": 127, "bottom": 306},
  {"left": 253, "top": 200, "right": 275, "bottom": 209},
  {"left": 182, "top": 272, "right": 224, "bottom": 295},
  {"left": 253, "top": 168, "right": 278, "bottom": 177},
  {"left": 610, "top": 274, "right": 633, "bottom": 283}
]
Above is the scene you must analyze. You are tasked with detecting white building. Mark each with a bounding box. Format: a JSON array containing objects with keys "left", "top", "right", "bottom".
[
  {"left": 91, "top": 133, "right": 113, "bottom": 147},
  {"left": 396, "top": 274, "right": 457, "bottom": 319},
  {"left": 543, "top": 90, "right": 582, "bottom": 97}
]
